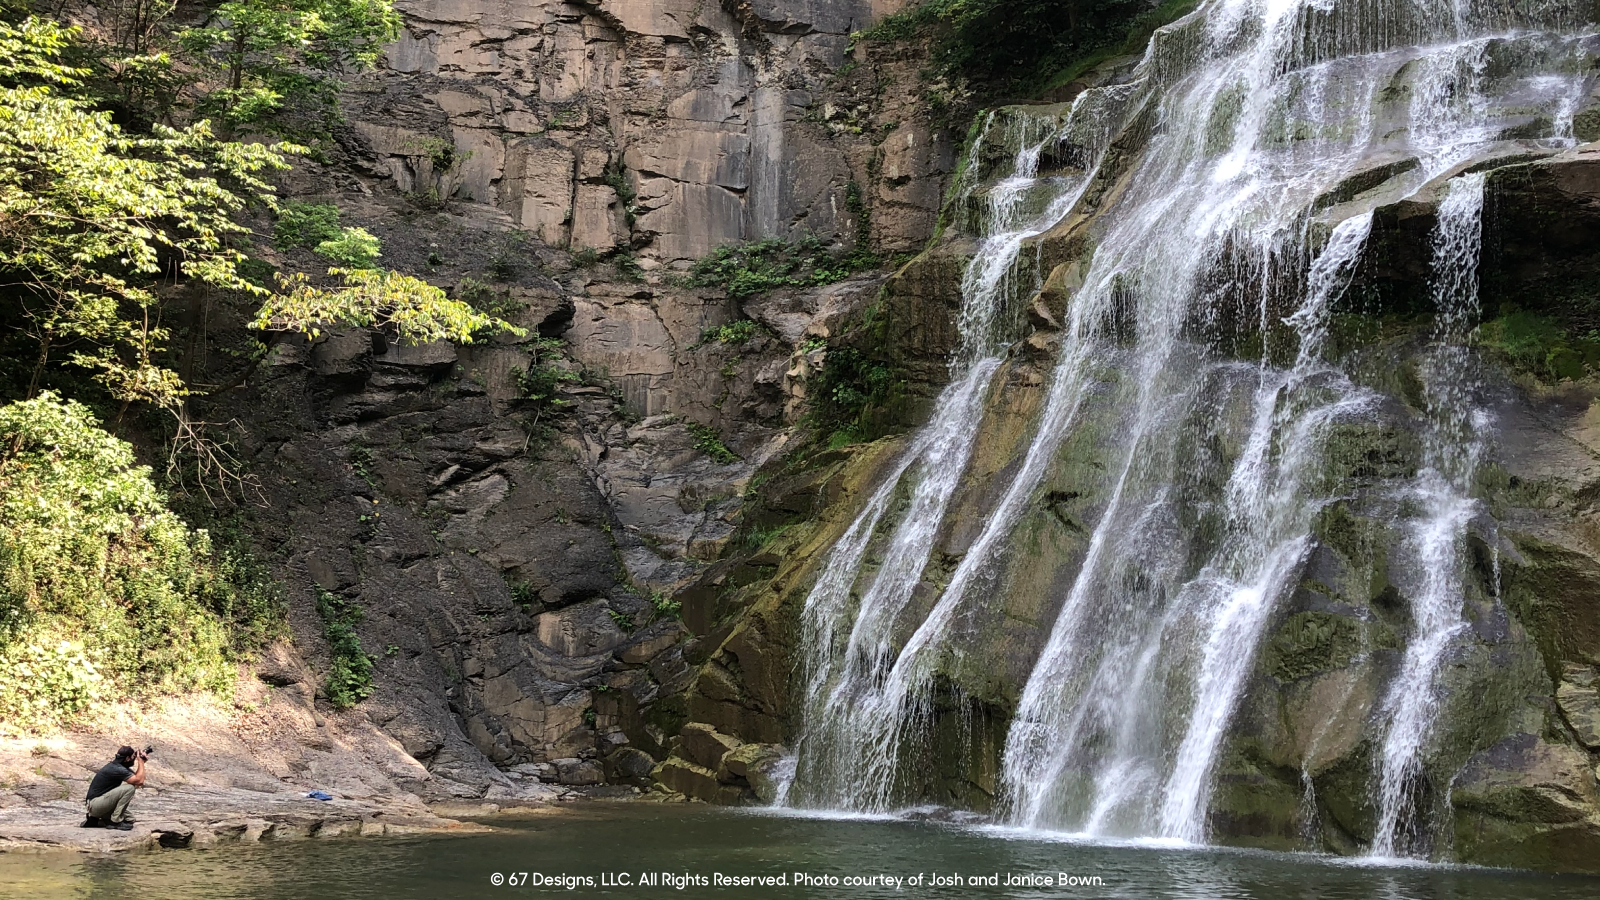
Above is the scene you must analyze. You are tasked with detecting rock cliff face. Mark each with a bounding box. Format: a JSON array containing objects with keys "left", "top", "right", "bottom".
[{"left": 204, "top": 0, "right": 951, "bottom": 803}]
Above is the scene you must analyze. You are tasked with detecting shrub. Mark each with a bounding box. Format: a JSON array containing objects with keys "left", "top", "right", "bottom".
[
  {"left": 0, "top": 394, "right": 269, "bottom": 731},
  {"left": 651, "top": 590, "right": 682, "bottom": 618},
  {"left": 1479, "top": 309, "right": 1600, "bottom": 382},
  {"left": 512, "top": 337, "right": 582, "bottom": 409},
  {"left": 314, "top": 589, "right": 372, "bottom": 709},
  {"left": 457, "top": 277, "right": 527, "bottom": 320},
  {"left": 686, "top": 422, "right": 739, "bottom": 464},
  {"left": 809, "top": 344, "right": 901, "bottom": 445},
  {"left": 314, "top": 226, "right": 382, "bottom": 268},
  {"left": 698, "top": 320, "right": 760, "bottom": 347},
  {"left": 273, "top": 202, "right": 342, "bottom": 250},
  {"left": 689, "top": 234, "right": 874, "bottom": 298}
]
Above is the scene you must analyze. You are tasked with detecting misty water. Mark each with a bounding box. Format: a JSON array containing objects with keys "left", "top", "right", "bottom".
[{"left": 3, "top": 804, "right": 1599, "bottom": 899}]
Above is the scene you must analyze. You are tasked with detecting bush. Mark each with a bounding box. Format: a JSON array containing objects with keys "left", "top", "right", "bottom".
[
  {"left": 809, "top": 344, "right": 901, "bottom": 445},
  {"left": 686, "top": 422, "right": 739, "bottom": 464},
  {"left": 689, "top": 235, "right": 874, "bottom": 298},
  {"left": 0, "top": 394, "right": 274, "bottom": 731},
  {"left": 314, "top": 226, "right": 382, "bottom": 268},
  {"left": 698, "top": 320, "right": 760, "bottom": 347},
  {"left": 1480, "top": 309, "right": 1600, "bottom": 382},
  {"left": 314, "top": 590, "right": 372, "bottom": 709},
  {"left": 273, "top": 202, "right": 343, "bottom": 250},
  {"left": 512, "top": 337, "right": 582, "bottom": 409}
]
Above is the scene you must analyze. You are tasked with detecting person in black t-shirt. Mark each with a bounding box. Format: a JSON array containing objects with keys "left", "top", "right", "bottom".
[{"left": 82, "top": 745, "right": 147, "bottom": 829}]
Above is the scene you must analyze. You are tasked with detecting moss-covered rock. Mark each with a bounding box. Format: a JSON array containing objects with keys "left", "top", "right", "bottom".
[{"left": 1452, "top": 733, "right": 1600, "bottom": 873}]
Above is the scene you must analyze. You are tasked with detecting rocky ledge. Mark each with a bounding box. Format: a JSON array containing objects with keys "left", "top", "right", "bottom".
[{"left": 0, "top": 783, "right": 485, "bottom": 854}]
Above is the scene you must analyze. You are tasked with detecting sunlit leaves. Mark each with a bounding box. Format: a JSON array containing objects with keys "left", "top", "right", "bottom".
[{"left": 255, "top": 269, "right": 525, "bottom": 345}]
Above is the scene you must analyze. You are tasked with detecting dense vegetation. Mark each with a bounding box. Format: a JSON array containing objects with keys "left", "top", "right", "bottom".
[
  {"left": 863, "top": 0, "right": 1199, "bottom": 98},
  {"left": 314, "top": 589, "right": 372, "bottom": 709},
  {"left": 688, "top": 235, "right": 878, "bottom": 298},
  {"left": 809, "top": 345, "right": 902, "bottom": 447},
  {"left": 0, "top": 9, "right": 515, "bottom": 728},
  {"left": 0, "top": 395, "right": 282, "bottom": 732}
]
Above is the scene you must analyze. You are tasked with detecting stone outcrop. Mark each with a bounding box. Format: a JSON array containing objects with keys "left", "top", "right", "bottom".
[
  {"left": 339, "top": 0, "right": 947, "bottom": 267},
  {"left": 647, "top": 721, "right": 782, "bottom": 803}
]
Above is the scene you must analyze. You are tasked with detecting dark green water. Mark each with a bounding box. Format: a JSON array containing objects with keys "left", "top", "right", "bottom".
[{"left": 2, "top": 803, "right": 1595, "bottom": 899}]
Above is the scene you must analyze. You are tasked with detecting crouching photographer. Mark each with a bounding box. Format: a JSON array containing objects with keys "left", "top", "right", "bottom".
[{"left": 82, "top": 745, "right": 150, "bottom": 830}]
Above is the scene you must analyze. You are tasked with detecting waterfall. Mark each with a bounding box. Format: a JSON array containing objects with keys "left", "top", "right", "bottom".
[
  {"left": 1368, "top": 172, "right": 1488, "bottom": 859},
  {"left": 775, "top": 0, "right": 1597, "bottom": 857},
  {"left": 779, "top": 103, "right": 1117, "bottom": 811}
]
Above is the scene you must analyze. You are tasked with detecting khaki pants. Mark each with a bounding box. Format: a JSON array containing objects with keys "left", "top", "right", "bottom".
[{"left": 86, "top": 782, "right": 136, "bottom": 823}]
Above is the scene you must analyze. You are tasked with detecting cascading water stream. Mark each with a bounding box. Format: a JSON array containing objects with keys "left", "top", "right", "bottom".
[
  {"left": 1368, "top": 172, "right": 1488, "bottom": 859},
  {"left": 774, "top": 0, "right": 1596, "bottom": 861},
  {"left": 778, "top": 105, "right": 1117, "bottom": 810},
  {"left": 980, "top": 1, "right": 1593, "bottom": 846}
]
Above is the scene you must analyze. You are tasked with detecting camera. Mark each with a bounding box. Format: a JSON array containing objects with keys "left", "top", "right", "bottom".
[{"left": 140, "top": 745, "right": 153, "bottom": 759}]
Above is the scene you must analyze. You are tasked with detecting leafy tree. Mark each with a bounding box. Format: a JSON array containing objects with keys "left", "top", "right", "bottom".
[
  {"left": 0, "top": 16, "right": 288, "bottom": 411},
  {"left": 0, "top": 15, "right": 519, "bottom": 457},
  {"left": 272, "top": 200, "right": 342, "bottom": 249},
  {"left": 257, "top": 269, "right": 522, "bottom": 343},
  {"left": 313, "top": 226, "right": 382, "bottom": 267},
  {"left": 178, "top": 0, "right": 402, "bottom": 132}
]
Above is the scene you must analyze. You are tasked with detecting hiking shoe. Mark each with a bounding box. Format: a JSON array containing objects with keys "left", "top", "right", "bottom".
[
  {"left": 80, "top": 817, "right": 104, "bottom": 828},
  {"left": 108, "top": 822, "right": 134, "bottom": 831}
]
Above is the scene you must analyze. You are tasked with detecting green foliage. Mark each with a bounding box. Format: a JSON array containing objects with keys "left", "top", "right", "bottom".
[
  {"left": 745, "top": 523, "right": 792, "bottom": 551},
  {"left": 810, "top": 344, "right": 900, "bottom": 445},
  {"left": 603, "top": 164, "right": 640, "bottom": 226},
  {"left": 1479, "top": 309, "right": 1600, "bottom": 382},
  {"left": 313, "top": 226, "right": 381, "bottom": 267},
  {"left": 698, "top": 320, "right": 760, "bottom": 347},
  {"left": 456, "top": 277, "right": 527, "bottom": 320},
  {"left": 313, "top": 588, "right": 371, "bottom": 709},
  {"left": 689, "top": 235, "right": 876, "bottom": 298},
  {"left": 686, "top": 422, "right": 739, "bottom": 465},
  {"left": 508, "top": 579, "right": 538, "bottom": 609},
  {"left": 485, "top": 231, "right": 527, "bottom": 280},
  {"left": 177, "top": 0, "right": 402, "bottom": 135},
  {"left": 860, "top": 0, "right": 1196, "bottom": 99},
  {"left": 607, "top": 609, "right": 634, "bottom": 631},
  {"left": 0, "top": 395, "right": 280, "bottom": 731},
  {"left": 0, "top": 16, "right": 289, "bottom": 409},
  {"left": 512, "top": 337, "right": 581, "bottom": 409},
  {"left": 272, "top": 201, "right": 342, "bottom": 250},
  {"left": 650, "top": 590, "right": 681, "bottom": 619},
  {"left": 400, "top": 135, "right": 458, "bottom": 170},
  {"left": 254, "top": 268, "right": 524, "bottom": 344}
]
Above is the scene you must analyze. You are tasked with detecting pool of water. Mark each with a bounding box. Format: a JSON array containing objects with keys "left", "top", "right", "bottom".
[{"left": 2, "top": 803, "right": 1596, "bottom": 899}]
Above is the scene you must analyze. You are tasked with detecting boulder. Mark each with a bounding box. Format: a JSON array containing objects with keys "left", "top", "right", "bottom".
[
  {"left": 678, "top": 722, "right": 742, "bottom": 771},
  {"left": 716, "top": 742, "right": 786, "bottom": 800},
  {"left": 1556, "top": 664, "right": 1600, "bottom": 749},
  {"left": 1452, "top": 733, "right": 1600, "bottom": 873},
  {"left": 651, "top": 758, "right": 743, "bottom": 803},
  {"left": 553, "top": 758, "right": 604, "bottom": 786},
  {"left": 605, "top": 747, "right": 657, "bottom": 786}
]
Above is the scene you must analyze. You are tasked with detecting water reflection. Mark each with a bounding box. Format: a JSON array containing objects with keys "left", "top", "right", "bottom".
[{"left": 1, "top": 804, "right": 1595, "bottom": 900}]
